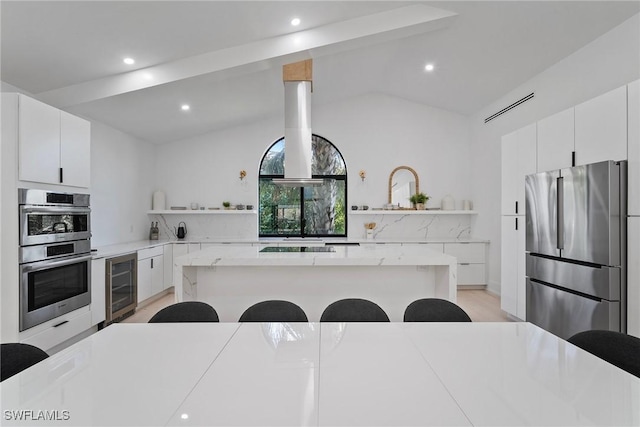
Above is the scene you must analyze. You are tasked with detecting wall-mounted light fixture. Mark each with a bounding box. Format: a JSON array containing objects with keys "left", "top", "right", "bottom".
[
  {"left": 359, "top": 170, "right": 366, "bottom": 181},
  {"left": 239, "top": 170, "right": 247, "bottom": 181}
]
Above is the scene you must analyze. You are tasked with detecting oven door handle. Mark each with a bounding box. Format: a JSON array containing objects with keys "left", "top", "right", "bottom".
[
  {"left": 21, "top": 254, "right": 93, "bottom": 272},
  {"left": 21, "top": 206, "right": 91, "bottom": 215}
]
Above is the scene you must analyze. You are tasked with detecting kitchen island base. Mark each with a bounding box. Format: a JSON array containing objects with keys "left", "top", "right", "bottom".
[{"left": 174, "top": 245, "right": 457, "bottom": 322}]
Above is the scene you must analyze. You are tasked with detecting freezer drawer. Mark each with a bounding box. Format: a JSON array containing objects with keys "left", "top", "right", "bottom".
[
  {"left": 526, "top": 254, "right": 620, "bottom": 300},
  {"left": 526, "top": 279, "right": 620, "bottom": 340}
]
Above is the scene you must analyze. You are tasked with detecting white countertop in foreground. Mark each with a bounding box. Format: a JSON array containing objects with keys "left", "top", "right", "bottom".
[
  {"left": 175, "top": 243, "right": 457, "bottom": 267},
  {"left": 2, "top": 322, "right": 638, "bottom": 426}
]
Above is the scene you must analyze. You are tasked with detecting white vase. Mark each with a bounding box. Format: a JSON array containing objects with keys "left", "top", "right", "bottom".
[
  {"left": 152, "top": 191, "right": 166, "bottom": 210},
  {"left": 441, "top": 195, "right": 455, "bottom": 210}
]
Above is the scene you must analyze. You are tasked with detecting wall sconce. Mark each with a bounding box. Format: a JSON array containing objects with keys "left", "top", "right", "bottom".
[
  {"left": 239, "top": 170, "right": 247, "bottom": 181},
  {"left": 359, "top": 170, "right": 366, "bottom": 181}
]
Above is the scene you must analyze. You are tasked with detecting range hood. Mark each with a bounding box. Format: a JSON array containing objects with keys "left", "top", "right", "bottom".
[{"left": 272, "top": 59, "right": 324, "bottom": 187}]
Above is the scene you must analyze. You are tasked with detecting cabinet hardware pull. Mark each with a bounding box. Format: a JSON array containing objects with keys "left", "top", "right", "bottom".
[
  {"left": 151, "top": 258, "right": 154, "bottom": 269},
  {"left": 53, "top": 320, "right": 68, "bottom": 328},
  {"left": 460, "top": 263, "right": 470, "bottom": 266},
  {"left": 571, "top": 151, "right": 576, "bottom": 167},
  {"left": 515, "top": 217, "right": 518, "bottom": 230},
  {"left": 515, "top": 201, "right": 518, "bottom": 214},
  {"left": 557, "top": 176, "right": 564, "bottom": 249},
  {"left": 59, "top": 168, "right": 64, "bottom": 183}
]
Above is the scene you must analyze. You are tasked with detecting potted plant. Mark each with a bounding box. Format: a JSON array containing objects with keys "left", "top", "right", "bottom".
[
  {"left": 409, "top": 192, "right": 429, "bottom": 210},
  {"left": 222, "top": 201, "right": 231, "bottom": 210}
]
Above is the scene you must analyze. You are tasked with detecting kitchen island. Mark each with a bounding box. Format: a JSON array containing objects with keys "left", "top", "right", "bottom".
[{"left": 174, "top": 244, "right": 457, "bottom": 321}]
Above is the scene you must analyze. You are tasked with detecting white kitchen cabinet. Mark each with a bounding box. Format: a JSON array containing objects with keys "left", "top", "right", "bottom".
[
  {"left": 173, "top": 243, "right": 189, "bottom": 259},
  {"left": 17, "top": 94, "right": 91, "bottom": 188},
  {"left": 501, "top": 123, "right": 536, "bottom": 215},
  {"left": 20, "top": 308, "right": 92, "bottom": 353},
  {"left": 163, "top": 244, "right": 174, "bottom": 290},
  {"left": 60, "top": 111, "right": 91, "bottom": 188},
  {"left": 537, "top": 107, "right": 574, "bottom": 172},
  {"left": 410, "top": 243, "right": 444, "bottom": 252},
  {"left": 574, "top": 85, "right": 627, "bottom": 166},
  {"left": 500, "top": 216, "right": 526, "bottom": 319},
  {"left": 18, "top": 95, "right": 61, "bottom": 185},
  {"left": 91, "top": 258, "right": 106, "bottom": 325},
  {"left": 168, "top": 243, "right": 202, "bottom": 289},
  {"left": 628, "top": 217, "right": 640, "bottom": 338},
  {"left": 443, "top": 242, "right": 486, "bottom": 286},
  {"left": 443, "top": 243, "right": 485, "bottom": 264},
  {"left": 137, "top": 246, "right": 164, "bottom": 304},
  {"left": 628, "top": 79, "right": 639, "bottom": 216}
]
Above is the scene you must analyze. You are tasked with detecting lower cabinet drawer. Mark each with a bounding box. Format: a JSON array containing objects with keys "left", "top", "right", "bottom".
[
  {"left": 444, "top": 243, "right": 485, "bottom": 264},
  {"left": 21, "top": 310, "right": 92, "bottom": 352},
  {"left": 138, "top": 245, "right": 164, "bottom": 260},
  {"left": 458, "top": 264, "right": 486, "bottom": 285}
]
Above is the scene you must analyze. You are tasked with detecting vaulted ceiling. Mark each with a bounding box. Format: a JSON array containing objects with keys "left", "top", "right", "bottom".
[{"left": 2, "top": 1, "right": 638, "bottom": 143}]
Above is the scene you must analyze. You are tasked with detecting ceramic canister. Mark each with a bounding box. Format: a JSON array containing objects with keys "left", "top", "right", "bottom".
[
  {"left": 441, "top": 195, "right": 455, "bottom": 210},
  {"left": 152, "top": 191, "right": 166, "bottom": 210}
]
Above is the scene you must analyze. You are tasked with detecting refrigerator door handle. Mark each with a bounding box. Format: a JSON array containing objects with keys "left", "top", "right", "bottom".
[{"left": 557, "top": 176, "right": 564, "bottom": 250}]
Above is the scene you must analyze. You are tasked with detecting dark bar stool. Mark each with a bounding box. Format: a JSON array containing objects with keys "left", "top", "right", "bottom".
[
  {"left": 239, "top": 300, "right": 308, "bottom": 322},
  {"left": 148, "top": 301, "right": 219, "bottom": 323},
  {"left": 403, "top": 298, "right": 472, "bottom": 322},
  {"left": 320, "top": 298, "right": 390, "bottom": 322},
  {"left": 1, "top": 343, "right": 49, "bottom": 382}
]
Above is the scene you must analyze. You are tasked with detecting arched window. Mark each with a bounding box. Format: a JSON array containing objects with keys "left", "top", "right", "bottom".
[{"left": 259, "top": 134, "right": 347, "bottom": 237}]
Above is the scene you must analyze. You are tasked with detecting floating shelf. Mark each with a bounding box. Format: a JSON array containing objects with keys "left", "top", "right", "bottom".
[
  {"left": 349, "top": 210, "right": 477, "bottom": 215},
  {"left": 147, "top": 210, "right": 257, "bottom": 215}
]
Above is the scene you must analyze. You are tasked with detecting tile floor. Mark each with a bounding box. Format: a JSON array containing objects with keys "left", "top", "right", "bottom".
[{"left": 122, "top": 289, "right": 512, "bottom": 323}]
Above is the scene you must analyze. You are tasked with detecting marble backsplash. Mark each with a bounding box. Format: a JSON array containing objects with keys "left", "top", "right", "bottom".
[
  {"left": 148, "top": 212, "right": 474, "bottom": 241},
  {"left": 348, "top": 213, "right": 473, "bottom": 240},
  {"left": 150, "top": 213, "right": 258, "bottom": 241}
]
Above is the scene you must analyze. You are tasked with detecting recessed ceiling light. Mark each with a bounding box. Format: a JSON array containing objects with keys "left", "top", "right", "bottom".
[
  {"left": 424, "top": 63, "right": 435, "bottom": 72},
  {"left": 291, "top": 18, "right": 301, "bottom": 26},
  {"left": 181, "top": 104, "right": 190, "bottom": 111},
  {"left": 123, "top": 57, "right": 135, "bottom": 65}
]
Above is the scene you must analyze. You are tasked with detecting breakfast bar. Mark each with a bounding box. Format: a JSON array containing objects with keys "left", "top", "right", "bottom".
[{"left": 173, "top": 244, "right": 457, "bottom": 321}]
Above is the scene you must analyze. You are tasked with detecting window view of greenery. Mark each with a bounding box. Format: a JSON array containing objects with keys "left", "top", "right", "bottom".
[{"left": 259, "top": 136, "right": 347, "bottom": 237}]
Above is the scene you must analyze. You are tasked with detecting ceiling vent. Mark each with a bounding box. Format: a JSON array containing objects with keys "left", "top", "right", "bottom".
[{"left": 484, "top": 92, "right": 534, "bottom": 124}]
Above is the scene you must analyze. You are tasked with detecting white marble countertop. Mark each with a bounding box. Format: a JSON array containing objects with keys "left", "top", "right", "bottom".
[
  {"left": 91, "top": 239, "right": 171, "bottom": 259},
  {"left": 2, "top": 322, "right": 638, "bottom": 426},
  {"left": 92, "top": 237, "right": 489, "bottom": 259},
  {"left": 175, "top": 243, "right": 458, "bottom": 267}
]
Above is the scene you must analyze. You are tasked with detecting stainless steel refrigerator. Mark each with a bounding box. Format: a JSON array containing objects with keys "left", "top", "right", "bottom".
[{"left": 525, "top": 160, "right": 626, "bottom": 339}]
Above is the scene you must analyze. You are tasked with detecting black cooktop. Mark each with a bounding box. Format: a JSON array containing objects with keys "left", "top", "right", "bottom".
[{"left": 259, "top": 246, "right": 336, "bottom": 253}]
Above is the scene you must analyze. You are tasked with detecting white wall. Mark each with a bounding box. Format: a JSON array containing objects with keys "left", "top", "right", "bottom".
[
  {"left": 90, "top": 122, "right": 156, "bottom": 246},
  {"left": 470, "top": 13, "right": 640, "bottom": 295},
  {"left": 155, "top": 92, "right": 472, "bottom": 239}
]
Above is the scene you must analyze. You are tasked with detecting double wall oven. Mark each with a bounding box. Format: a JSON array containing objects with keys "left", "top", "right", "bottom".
[{"left": 19, "top": 189, "right": 92, "bottom": 331}]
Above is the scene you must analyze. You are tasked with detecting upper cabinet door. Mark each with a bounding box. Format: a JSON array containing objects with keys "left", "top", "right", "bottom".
[
  {"left": 575, "top": 85, "right": 627, "bottom": 166},
  {"left": 628, "top": 79, "right": 639, "bottom": 216},
  {"left": 501, "top": 123, "right": 537, "bottom": 215},
  {"left": 18, "top": 95, "right": 61, "bottom": 185},
  {"left": 537, "top": 107, "right": 574, "bottom": 172},
  {"left": 60, "top": 111, "right": 91, "bottom": 188},
  {"left": 17, "top": 94, "right": 91, "bottom": 188}
]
